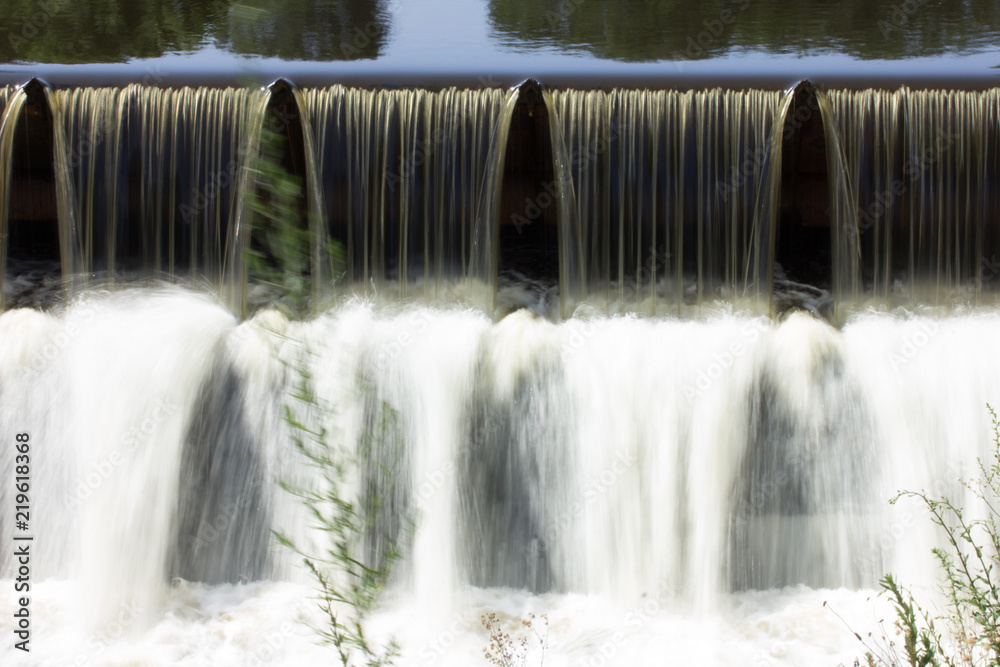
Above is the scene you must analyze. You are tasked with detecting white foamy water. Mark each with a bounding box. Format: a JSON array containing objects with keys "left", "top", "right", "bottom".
[
  {"left": 2, "top": 288, "right": 1000, "bottom": 665},
  {"left": 0, "top": 580, "right": 893, "bottom": 667}
]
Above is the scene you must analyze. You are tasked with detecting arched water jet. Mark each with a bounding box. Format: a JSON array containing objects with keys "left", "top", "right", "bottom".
[
  {"left": 495, "top": 79, "right": 560, "bottom": 317},
  {"left": 0, "top": 83, "right": 31, "bottom": 311},
  {"left": 773, "top": 82, "right": 834, "bottom": 316},
  {"left": 755, "top": 81, "right": 860, "bottom": 321},
  {"left": 5, "top": 80, "right": 60, "bottom": 266},
  {"left": 0, "top": 78, "right": 81, "bottom": 308},
  {"left": 236, "top": 78, "right": 323, "bottom": 317},
  {"left": 0, "top": 79, "right": 75, "bottom": 310}
]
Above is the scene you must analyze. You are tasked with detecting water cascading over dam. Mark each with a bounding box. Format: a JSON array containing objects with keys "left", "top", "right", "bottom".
[
  {"left": 3, "top": 78, "right": 1000, "bottom": 664},
  {"left": 5, "top": 80, "right": 1000, "bottom": 312}
]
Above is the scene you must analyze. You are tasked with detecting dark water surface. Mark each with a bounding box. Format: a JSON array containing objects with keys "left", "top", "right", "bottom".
[{"left": 0, "top": 0, "right": 998, "bottom": 86}]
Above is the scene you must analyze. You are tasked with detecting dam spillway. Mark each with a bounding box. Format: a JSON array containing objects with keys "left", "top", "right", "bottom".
[
  {"left": 4, "top": 79, "right": 1000, "bottom": 319},
  {"left": 3, "top": 16, "right": 1000, "bottom": 662}
]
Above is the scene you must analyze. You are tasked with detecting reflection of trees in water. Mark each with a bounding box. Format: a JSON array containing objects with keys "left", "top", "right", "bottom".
[
  {"left": 0, "top": 0, "right": 387, "bottom": 63},
  {"left": 2, "top": 0, "right": 996, "bottom": 65},
  {"left": 488, "top": 0, "right": 1000, "bottom": 61}
]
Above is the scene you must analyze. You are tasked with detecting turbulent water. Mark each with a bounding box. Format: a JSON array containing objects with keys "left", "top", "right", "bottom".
[{"left": 1, "top": 287, "right": 998, "bottom": 665}]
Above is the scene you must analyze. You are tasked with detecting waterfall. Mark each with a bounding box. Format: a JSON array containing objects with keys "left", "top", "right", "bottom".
[
  {"left": 5, "top": 82, "right": 1000, "bottom": 315},
  {"left": 830, "top": 87, "right": 1000, "bottom": 306},
  {"left": 46, "top": 86, "right": 261, "bottom": 295},
  {"left": 0, "top": 85, "right": 27, "bottom": 311},
  {"left": 753, "top": 82, "right": 861, "bottom": 319},
  {"left": 3, "top": 291, "right": 1000, "bottom": 650},
  {"left": 546, "top": 88, "right": 781, "bottom": 317},
  {"left": 296, "top": 85, "right": 513, "bottom": 308},
  {"left": 0, "top": 82, "right": 516, "bottom": 313},
  {"left": 6, "top": 82, "right": 1000, "bottom": 663}
]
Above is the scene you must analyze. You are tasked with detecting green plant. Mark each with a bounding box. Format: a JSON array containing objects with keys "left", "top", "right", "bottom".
[
  {"left": 850, "top": 407, "right": 1000, "bottom": 667},
  {"left": 274, "top": 346, "right": 400, "bottom": 667},
  {"left": 246, "top": 124, "right": 346, "bottom": 316},
  {"left": 482, "top": 612, "right": 548, "bottom": 667},
  {"left": 246, "top": 126, "right": 312, "bottom": 313}
]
